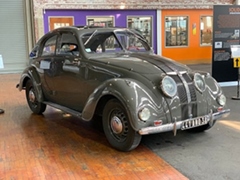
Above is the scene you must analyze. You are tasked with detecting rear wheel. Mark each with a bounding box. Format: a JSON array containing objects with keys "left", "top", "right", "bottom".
[
  {"left": 102, "top": 99, "right": 142, "bottom": 151},
  {"left": 25, "top": 79, "right": 46, "bottom": 114}
]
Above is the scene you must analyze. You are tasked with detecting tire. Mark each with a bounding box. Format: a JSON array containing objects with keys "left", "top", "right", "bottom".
[
  {"left": 25, "top": 79, "right": 46, "bottom": 114},
  {"left": 102, "top": 99, "right": 142, "bottom": 151},
  {"left": 187, "top": 121, "right": 216, "bottom": 133}
]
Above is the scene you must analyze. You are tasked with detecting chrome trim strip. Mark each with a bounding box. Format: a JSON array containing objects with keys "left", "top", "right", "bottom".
[
  {"left": 178, "top": 72, "right": 192, "bottom": 118},
  {"left": 139, "top": 109, "right": 230, "bottom": 135},
  {"left": 166, "top": 71, "right": 187, "bottom": 75}
]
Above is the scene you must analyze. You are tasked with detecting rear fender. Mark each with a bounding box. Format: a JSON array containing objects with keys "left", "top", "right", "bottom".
[{"left": 18, "top": 67, "right": 44, "bottom": 102}]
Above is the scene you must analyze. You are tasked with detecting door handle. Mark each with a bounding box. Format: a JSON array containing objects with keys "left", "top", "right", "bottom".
[{"left": 73, "top": 59, "right": 81, "bottom": 66}]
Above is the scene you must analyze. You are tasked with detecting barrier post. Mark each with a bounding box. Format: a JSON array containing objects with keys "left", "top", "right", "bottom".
[
  {"left": 0, "top": 55, "right": 4, "bottom": 114},
  {"left": 232, "top": 58, "right": 240, "bottom": 100},
  {"left": 231, "top": 45, "right": 240, "bottom": 100}
]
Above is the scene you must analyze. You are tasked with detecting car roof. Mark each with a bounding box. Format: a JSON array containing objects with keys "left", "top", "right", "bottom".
[
  {"left": 52, "top": 25, "right": 125, "bottom": 35},
  {"left": 53, "top": 25, "right": 147, "bottom": 41},
  {"left": 39, "top": 25, "right": 146, "bottom": 45}
]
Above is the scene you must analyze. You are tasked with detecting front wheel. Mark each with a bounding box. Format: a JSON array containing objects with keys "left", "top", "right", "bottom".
[
  {"left": 25, "top": 79, "right": 46, "bottom": 114},
  {"left": 102, "top": 99, "right": 142, "bottom": 151}
]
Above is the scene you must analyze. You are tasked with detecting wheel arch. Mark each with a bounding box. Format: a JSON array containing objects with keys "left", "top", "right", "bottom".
[
  {"left": 81, "top": 78, "right": 160, "bottom": 131},
  {"left": 94, "top": 94, "right": 115, "bottom": 117},
  {"left": 18, "top": 67, "right": 44, "bottom": 102}
]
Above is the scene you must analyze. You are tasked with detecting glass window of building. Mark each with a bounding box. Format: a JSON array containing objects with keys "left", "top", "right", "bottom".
[
  {"left": 127, "top": 16, "right": 153, "bottom": 47},
  {"left": 165, "top": 16, "right": 188, "bottom": 47},
  {"left": 86, "top": 16, "right": 114, "bottom": 27},
  {"left": 200, "top": 16, "right": 213, "bottom": 45}
]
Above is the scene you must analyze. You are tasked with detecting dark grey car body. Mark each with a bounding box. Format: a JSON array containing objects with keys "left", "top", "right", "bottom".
[{"left": 17, "top": 26, "right": 230, "bottom": 151}]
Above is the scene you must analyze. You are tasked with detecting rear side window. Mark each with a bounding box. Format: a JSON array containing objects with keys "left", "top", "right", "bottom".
[
  {"left": 42, "top": 35, "right": 58, "bottom": 56},
  {"left": 57, "top": 33, "right": 79, "bottom": 56}
]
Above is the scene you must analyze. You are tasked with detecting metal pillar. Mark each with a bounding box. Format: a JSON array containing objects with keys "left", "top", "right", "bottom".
[{"left": 235, "top": 0, "right": 240, "bottom": 5}]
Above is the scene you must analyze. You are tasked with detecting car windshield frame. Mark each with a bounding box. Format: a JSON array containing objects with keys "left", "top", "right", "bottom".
[{"left": 81, "top": 29, "right": 152, "bottom": 56}]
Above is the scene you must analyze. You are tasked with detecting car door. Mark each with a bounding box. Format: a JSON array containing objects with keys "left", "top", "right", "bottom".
[
  {"left": 50, "top": 32, "right": 87, "bottom": 111},
  {"left": 37, "top": 34, "right": 60, "bottom": 102},
  {"left": 54, "top": 31, "right": 119, "bottom": 112}
]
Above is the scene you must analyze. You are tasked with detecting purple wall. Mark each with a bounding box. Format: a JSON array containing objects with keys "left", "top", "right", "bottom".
[{"left": 44, "top": 9, "right": 157, "bottom": 52}]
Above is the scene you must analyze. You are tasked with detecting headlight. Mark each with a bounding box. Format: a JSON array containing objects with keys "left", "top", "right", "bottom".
[
  {"left": 138, "top": 107, "right": 151, "bottom": 121},
  {"left": 161, "top": 76, "right": 177, "bottom": 97},
  {"left": 194, "top": 73, "right": 206, "bottom": 92},
  {"left": 217, "top": 94, "right": 226, "bottom": 106}
]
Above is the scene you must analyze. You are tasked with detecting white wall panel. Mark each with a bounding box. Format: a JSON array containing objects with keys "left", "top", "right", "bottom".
[{"left": 0, "top": 0, "right": 28, "bottom": 73}]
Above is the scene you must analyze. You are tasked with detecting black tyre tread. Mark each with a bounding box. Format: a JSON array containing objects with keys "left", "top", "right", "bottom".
[
  {"left": 102, "top": 99, "right": 141, "bottom": 151},
  {"left": 25, "top": 80, "right": 46, "bottom": 114}
]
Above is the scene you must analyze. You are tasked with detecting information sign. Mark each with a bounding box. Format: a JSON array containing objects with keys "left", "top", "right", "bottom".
[{"left": 212, "top": 5, "right": 239, "bottom": 82}]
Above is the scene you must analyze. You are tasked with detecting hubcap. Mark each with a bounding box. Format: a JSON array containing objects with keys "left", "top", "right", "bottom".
[
  {"left": 29, "top": 89, "right": 36, "bottom": 103},
  {"left": 111, "top": 116, "right": 123, "bottom": 134}
]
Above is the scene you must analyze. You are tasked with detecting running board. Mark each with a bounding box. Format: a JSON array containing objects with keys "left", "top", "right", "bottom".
[{"left": 43, "top": 101, "right": 83, "bottom": 119}]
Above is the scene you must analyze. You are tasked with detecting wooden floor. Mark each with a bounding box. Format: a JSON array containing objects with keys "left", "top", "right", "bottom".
[{"left": 0, "top": 73, "right": 188, "bottom": 180}]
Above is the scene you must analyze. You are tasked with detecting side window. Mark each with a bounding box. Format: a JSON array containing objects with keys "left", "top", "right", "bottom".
[
  {"left": 42, "top": 35, "right": 57, "bottom": 56},
  {"left": 116, "top": 32, "right": 150, "bottom": 52},
  {"left": 83, "top": 32, "right": 123, "bottom": 53},
  {"left": 95, "top": 35, "right": 121, "bottom": 53},
  {"left": 57, "top": 33, "right": 79, "bottom": 56}
]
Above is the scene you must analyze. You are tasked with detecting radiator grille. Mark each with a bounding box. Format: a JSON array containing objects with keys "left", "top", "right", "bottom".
[
  {"left": 182, "top": 74, "right": 197, "bottom": 102},
  {"left": 171, "top": 73, "right": 197, "bottom": 119},
  {"left": 171, "top": 75, "right": 187, "bottom": 104}
]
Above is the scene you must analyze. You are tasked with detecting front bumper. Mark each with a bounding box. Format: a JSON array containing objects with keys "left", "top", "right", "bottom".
[{"left": 139, "top": 109, "right": 230, "bottom": 135}]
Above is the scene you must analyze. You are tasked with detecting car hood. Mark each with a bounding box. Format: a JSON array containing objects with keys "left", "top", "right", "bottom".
[{"left": 89, "top": 53, "right": 191, "bottom": 74}]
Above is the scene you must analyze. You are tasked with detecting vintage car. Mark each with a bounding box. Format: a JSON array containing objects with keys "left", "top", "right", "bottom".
[{"left": 17, "top": 26, "right": 230, "bottom": 151}]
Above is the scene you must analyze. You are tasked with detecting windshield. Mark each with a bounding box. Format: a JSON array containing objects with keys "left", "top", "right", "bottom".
[{"left": 82, "top": 30, "right": 151, "bottom": 54}]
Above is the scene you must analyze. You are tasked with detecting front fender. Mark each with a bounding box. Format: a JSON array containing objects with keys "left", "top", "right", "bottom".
[
  {"left": 17, "top": 66, "right": 44, "bottom": 102},
  {"left": 82, "top": 78, "right": 165, "bottom": 131}
]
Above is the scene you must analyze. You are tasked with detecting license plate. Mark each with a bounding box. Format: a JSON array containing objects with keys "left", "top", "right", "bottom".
[{"left": 181, "top": 116, "right": 210, "bottom": 130}]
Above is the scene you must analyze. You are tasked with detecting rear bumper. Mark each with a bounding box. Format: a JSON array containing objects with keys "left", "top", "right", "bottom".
[{"left": 138, "top": 109, "right": 230, "bottom": 135}]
